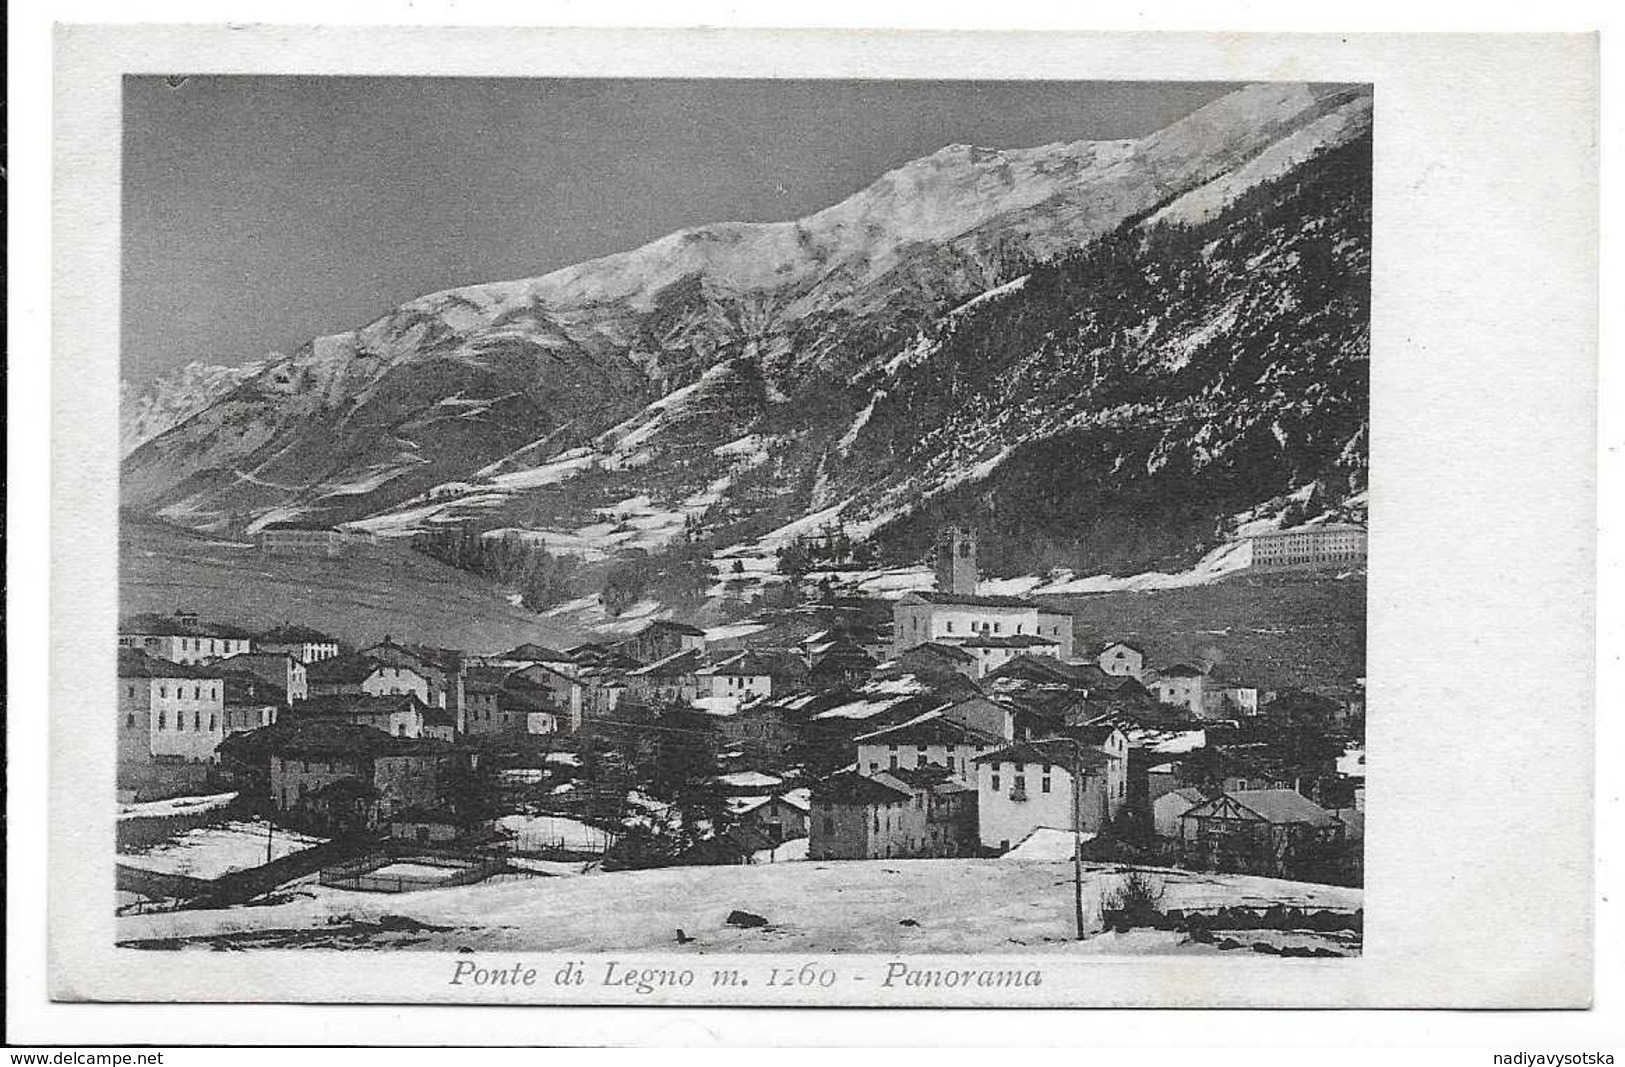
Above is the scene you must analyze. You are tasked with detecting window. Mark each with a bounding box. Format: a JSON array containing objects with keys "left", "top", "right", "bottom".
[
  {"left": 889, "top": 755, "right": 898, "bottom": 771},
  {"left": 193, "top": 711, "right": 201, "bottom": 730},
  {"left": 1013, "top": 774, "right": 1027, "bottom": 794},
  {"left": 993, "top": 622, "right": 1001, "bottom": 634},
  {"left": 1041, "top": 774, "right": 1052, "bottom": 793},
  {"left": 991, "top": 773, "right": 1000, "bottom": 792},
  {"left": 158, "top": 711, "right": 166, "bottom": 729},
  {"left": 873, "top": 812, "right": 880, "bottom": 833},
  {"left": 126, "top": 685, "right": 135, "bottom": 698},
  {"left": 209, "top": 715, "right": 217, "bottom": 731},
  {"left": 159, "top": 686, "right": 167, "bottom": 698},
  {"left": 125, "top": 713, "right": 136, "bottom": 728},
  {"left": 945, "top": 621, "right": 953, "bottom": 633}
]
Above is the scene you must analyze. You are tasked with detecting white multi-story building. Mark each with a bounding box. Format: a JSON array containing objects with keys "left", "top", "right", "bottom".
[
  {"left": 893, "top": 592, "right": 1074, "bottom": 660},
  {"left": 974, "top": 738, "right": 1125, "bottom": 853},
  {"left": 118, "top": 647, "right": 226, "bottom": 766},
  {"left": 1249, "top": 523, "right": 1367, "bottom": 569}
]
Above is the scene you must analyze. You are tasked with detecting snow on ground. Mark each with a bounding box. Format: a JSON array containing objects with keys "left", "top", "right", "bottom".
[
  {"left": 118, "top": 792, "right": 238, "bottom": 822},
  {"left": 495, "top": 815, "right": 614, "bottom": 854},
  {"left": 750, "top": 837, "right": 810, "bottom": 864},
  {"left": 369, "top": 862, "right": 466, "bottom": 882},
  {"left": 116, "top": 858, "right": 1361, "bottom": 953},
  {"left": 1028, "top": 538, "right": 1253, "bottom": 596},
  {"left": 946, "top": 273, "right": 1029, "bottom": 318},
  {"left": 118, "top": 822, "right": 326, "bottom": 880},
  {"left": 1002, "top": 827, "right": 1097, "bottom": 861}
]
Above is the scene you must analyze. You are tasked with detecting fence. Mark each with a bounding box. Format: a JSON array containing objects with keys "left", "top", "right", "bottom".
[{"left": 318, "top": 854, "right": 508, "bottom": 893}]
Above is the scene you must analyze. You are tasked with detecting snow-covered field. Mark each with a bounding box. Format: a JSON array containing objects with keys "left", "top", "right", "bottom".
[
  {"left": 117, "top": 792, "right": 239, "bottom": 822},
  {"left": 117, "top": 822, "right": 326, "bottom": 880},
  {"left": 495, "top": 814, "right": 615, "bottom": 853},
  {"left": 117, "top": 858, "right": 1360, "bottom": 953}
]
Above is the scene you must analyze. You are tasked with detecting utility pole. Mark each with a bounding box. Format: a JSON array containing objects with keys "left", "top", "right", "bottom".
[{"left": 1071, "top": 739, "right": 1085, "bottom": 940}]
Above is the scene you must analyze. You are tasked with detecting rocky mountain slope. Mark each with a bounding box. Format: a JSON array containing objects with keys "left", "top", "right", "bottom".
[{"left": 122, "top": 82, "right": 1370, "bottom": 596}]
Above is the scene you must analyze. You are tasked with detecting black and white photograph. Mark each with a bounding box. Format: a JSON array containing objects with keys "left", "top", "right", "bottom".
[
  {"left": 111, "top": 74, "right": 1373, "bottom": 958},
  {"left": 23, "top": 20, "right": 1603, "bottom": 1032}
]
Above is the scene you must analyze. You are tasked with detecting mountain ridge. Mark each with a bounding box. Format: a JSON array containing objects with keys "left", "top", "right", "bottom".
[{"left": 121, "top": 82, "right": 1371, "bottom": 611}]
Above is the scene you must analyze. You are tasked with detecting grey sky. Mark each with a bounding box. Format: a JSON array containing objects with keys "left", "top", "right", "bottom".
[{"left": 122, "top": 77, "right": 1241, "bottom": 385}]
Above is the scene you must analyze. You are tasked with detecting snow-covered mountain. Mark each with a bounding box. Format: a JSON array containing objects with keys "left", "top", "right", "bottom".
[
  {"left": 121, "top": 360, "right": 268, "bottom": 455},
  {"left": 122, "top": 82, "right": 1370, "bottom": 595}
]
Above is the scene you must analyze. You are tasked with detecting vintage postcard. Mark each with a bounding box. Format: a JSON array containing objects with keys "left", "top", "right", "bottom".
[{"left": 44, "top": 25, "right": 1596, "bottom": 1015}]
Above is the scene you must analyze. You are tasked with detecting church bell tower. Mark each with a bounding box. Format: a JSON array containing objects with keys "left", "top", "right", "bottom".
[{"left": 933, "top": 526, "right": 978, "bottom": 595}]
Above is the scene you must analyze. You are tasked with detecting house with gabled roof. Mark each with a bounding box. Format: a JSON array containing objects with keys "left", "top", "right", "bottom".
[
  {"left": 306, "top": 651, "right": 430, "bottom": 703},
  {"left": 853, "top": 708, "right": 1005, "bottom": 785},
  {"left": 1177, "top": 788, "right": 1345, "bottom": 876},
  {"left": 289, "top": 692, "right": 435, "bottom": 739},
  {"left": 696, "top": 651, "right": 779, "bottom": 703},
  {"left": 1090, "top": 640, "right": 1147, "bottom": 679},
  {"left": 1149, "top": 663, "right": 1210, "bottom": 715},
  {"left": 807, "top": 764, "right": 975, "bottom": 860},
  {"left": 893, "top": 641, "right": 979, "bottom": 682},
  {"left": 621, "top": 619, "right": 706, "bottom": 665},
  {"left": 624, "top": 649, "right": 703, "bottom": 707},
  {"left": 974, "top": 737, "right": 1124, "bottom": 853}
]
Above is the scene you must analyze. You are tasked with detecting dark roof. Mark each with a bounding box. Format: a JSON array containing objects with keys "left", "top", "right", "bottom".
[
  {"left": 221, "top": 670, "right": 287, "bottom": 705},
  {"left": 974, "top": 739, "right": 1116, "bottom": 769},
  {"left": 292, "top": 693, "right": 428, "bottom": 717},
  {"left": 463, "top": 665, "right": 515, "bottom": 692},
  {"left": 257, "top": 623, "right": 339, "bottom": 645},
  {"left": 422, "top": 706, "right": 457, "bottom": 728},
  {"left": 306, "top": 652, "right": 393, "bottom": 685},
  {"left": 960, "top": 635, "right": 1059, "bottom": 649},
  {"left": 897, "top": 641, "right": 975, "bottom": 665},
  {"left": 1158, "top": 663, "right": 1208, "bottom": 678},
  {"left": 884, "top": 763, "right": 975, "bottom": 794},
  {"left": 1183, "top": 789, "right": 1339, "bottom": 827},
  {"left": 641, "top": 619, "right": 705, "bottom": 637},
  {"left": 258, "top": 521, "right": 339, "bottom": 532},
  {"left": 701, "top": 651, "right": 783, "bottom": 677},
  {"left": 117, "top": 647, "right": 224, "bottom": 680},
  {"left": 810, "top": 769, "right": 913, "bottom": 806},
  {"left": 119, "top": 611, "right": 253, "bottom": 640},
  {"left": 908, "top": 591, "right": 1035, "bottom": 609},
  {"left": 1064, "top": 724, "right": 1124, "bottom": 747},
  {"left": 852, "top": 710, "right": 1003, "bottom": 748},
  {"left": 1091, "top": 640, "right": 1146, "bottom": 657},
  {"left": 985, "top": 655, "right": 1103, "bottom": 686},
  {"left": 220, "top": 651, "right": 300, "bottom": 667},
  {"left": 220, "top": 718, "right": 461, "bottom": 761}
]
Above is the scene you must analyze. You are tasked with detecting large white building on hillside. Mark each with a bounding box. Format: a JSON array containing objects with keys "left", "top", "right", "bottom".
[{"left": 1248, "top": 523, "right": 1367, "bottom": 569}]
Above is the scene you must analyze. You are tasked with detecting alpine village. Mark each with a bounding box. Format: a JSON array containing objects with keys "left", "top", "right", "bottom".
[{"left": 116, "top": 82, "right": 1370, "bottom": 954}]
